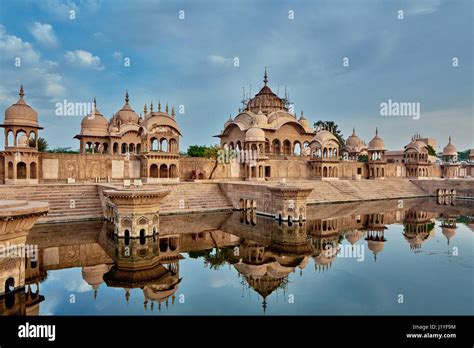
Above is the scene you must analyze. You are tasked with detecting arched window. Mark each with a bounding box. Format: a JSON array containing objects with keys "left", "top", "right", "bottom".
[
  {"left": 283, "top": 140, "right": 291, "bottom": 155},
  {"left": 6, "top": 130, "right": 14, "bottom": 147},
  {"left": 136, "top": 143, "right": 141, "bottom": 153},
  {"left": 160, "top": 138, "right": 168, "bottom": 152},
  {"left": 129, "top": 143, "right": 135, "bottom": 153},
  {"left": 139, "top": 229, "right": 146, "bottom": 245},
  {"left": 121, "top": 143, "right": 127, "bottom": 154},
  {"left": 124, "top": 229, "right": 130, "bottom": 245},
  {"left": 293, "top": 142, "right": 301, "bottom": 156},
  {"left": 29, "top": 131, "right": 36, "bottom": 148},
  {"left": 151, "top": 138, "right": 158, "bottom": 151},
  {"left": 169, "top": 138, "right": 177, "bottom": 152},
  {"left": 113, "top": 143, "right": 119, "bottom": 154},
  {"left": 272, "top": 139, "right": 281, "bottom": 155}
]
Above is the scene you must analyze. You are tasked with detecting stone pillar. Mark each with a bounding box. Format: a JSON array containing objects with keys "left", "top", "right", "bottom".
[{"left": 267, "top": 186, "right": 313, "bottom": 222}]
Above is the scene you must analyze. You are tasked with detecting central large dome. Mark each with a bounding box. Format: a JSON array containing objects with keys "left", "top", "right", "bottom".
[{"left": 245, "top": 68, "right": 286, "bottom": 114}]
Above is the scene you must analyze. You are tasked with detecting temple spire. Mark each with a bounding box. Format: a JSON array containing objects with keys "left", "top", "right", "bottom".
[
  {"left": 158, "top": 101, "right": 161, "bottom": 112},
  {"left": 165, "top": 102, "right": 169, "bottom": 114},
  {"left": 263, "top": 66, "right": 268, "bottom": 86},
  {"left": 144, "top": 104, "right": 147, "bottom": 115},
  {"left": 19, "top": 84, "right": 25, "bottom": 98},
  {"left": 171, "top": 106, "right": 175, "bottom": 117},
  {"left": 352, "top": 126, "right": 356, "bottom": 135},
  {"left": 150, "top": 101, "right": 154, "bottom": 112},
  {"left": 125, "top": 90, "right": 129, "bottom": 103},
  {"left": 93, "top": 97, "right": 97, "bottom": 109}
]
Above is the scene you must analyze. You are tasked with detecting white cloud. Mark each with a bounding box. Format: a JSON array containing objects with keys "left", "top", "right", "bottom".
[
  {"left": 64, "top": 49, "right": 103, "bottom": 70},
  {"left": 408, "top": 0, "right": 442, "bottom": 15},
  {"left": 0, "top": 25, "right": 65, "bottom": 101},
  {"left": 112, "top": 51, "right": 122, "bottom": 62},
  {"left": 208, "top": 55, "right": 231, "bottom": 66},
  {"left": 29, "top": 22, "right": 59, "bottom": 47},
  {"left": 0, "top": 24, "right": 40, "bottom": 64}
]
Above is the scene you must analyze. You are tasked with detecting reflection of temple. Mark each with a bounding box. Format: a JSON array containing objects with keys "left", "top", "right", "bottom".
[
  {"left": 364, "top": 213, "right": 387, "bottom": 261},
  {"left": 440, "top": 216, "right": 457, "bottom": 245},
  {"left": 403, "top": 209, "right": 436, "bottom": 251}
]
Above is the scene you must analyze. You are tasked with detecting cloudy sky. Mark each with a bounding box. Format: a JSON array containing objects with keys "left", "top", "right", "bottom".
[{"left": 0, "top": 0, "right": 472, "bottom": 151}]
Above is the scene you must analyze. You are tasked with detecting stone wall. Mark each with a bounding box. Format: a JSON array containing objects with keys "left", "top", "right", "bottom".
[
  {"left": 411, "top": 178, "right": 474, "bottom": 197},
  {"left": 39, "top": 153, "right": 141, "bottom": 183}
]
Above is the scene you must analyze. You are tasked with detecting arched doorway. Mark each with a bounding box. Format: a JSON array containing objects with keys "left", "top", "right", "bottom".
[
  {"left": 30, "top": 162, "right": 37, "bottom": 179},
  {"left": 169, "top": 164, "right": 178, "bottom": 178},
  {"left": 150, "top": 164, "right": 158, "bottom": 178},
  {"left": 17, "top": 162, "right": 26, "bottom": 179},
  {"left": 160, "top": 164, "right": 168, "bottom": 178}
]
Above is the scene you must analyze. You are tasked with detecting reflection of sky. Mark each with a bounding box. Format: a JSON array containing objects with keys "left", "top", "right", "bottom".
[{"left": 39, "top": 220, "right": 474, "bottom": 315}]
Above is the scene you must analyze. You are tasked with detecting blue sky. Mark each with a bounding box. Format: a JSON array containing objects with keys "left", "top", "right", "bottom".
[{"left": 0, "top": 0, "right": 472, "bottom": 151}]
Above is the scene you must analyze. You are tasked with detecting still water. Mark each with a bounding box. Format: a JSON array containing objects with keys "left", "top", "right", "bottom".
[{"left": 2, "top": 198, "right": 473, "bottom": 315}]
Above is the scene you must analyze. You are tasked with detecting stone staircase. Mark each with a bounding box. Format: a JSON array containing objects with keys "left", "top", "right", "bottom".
[
  {"left": 303, "top": 179, "right": 428, "bottom": 204},
  {"left": 157, "top": 183, "right": 233, "bottom": 214},
  {"left": 0, "top": 184, "right": 103, "bottom": 223}
]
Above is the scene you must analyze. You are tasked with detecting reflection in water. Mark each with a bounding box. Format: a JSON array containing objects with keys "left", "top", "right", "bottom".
[{"left": 1, "top": 198, "right": 473, "bottom": 315}]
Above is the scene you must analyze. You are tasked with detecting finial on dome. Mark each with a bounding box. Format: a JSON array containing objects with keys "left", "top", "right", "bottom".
[
  {"left": 93, "top": 97, "right": 97, "bottom": 109},
  {"left": 448, "top": 135, "right": 452, "bottom": 143},
  {"left": 352, "top": 126, "right": 355, "bottom": 135},
  {"left": 19, "top": 84, "right": 25, "bottom": 98},
  {"left": 375, "top": 127, "right": 378, "bottom": 136},
  {"left": 125, "top": 90, "right": 129, "bottom": 103},
  {"left": 158, "top": 101, "right": 161, "bottom": 112},
  {"left": 144, "top": 104, "right": 147, "bottom": 115},
  {"left": 300, "top": 110, "right": 305, "bottom": 119},
  {"left": 263, "top": 66, "right": 268, "bottom": 86},
  {"left": 150, "top": 101, "right": 154, "bottom": 112},
  {"left": 165, "top": 102, "right": 169, "bottom": 114},
  {"left": 171, "top": 106, "right": 175, "bottom": 117}
]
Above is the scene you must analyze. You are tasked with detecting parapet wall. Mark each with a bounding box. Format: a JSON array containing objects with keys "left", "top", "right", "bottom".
[{"left": 411, "top": 179, "right": 474, "bottom": 197}]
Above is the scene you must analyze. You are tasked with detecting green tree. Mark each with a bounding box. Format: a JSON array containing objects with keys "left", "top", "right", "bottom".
[
  {"left": 314, "top": 120, "right": 345, "bottom": 146},
  {"left": 186, "top": 145, "right": 207, "bottom": 157},
  {"left": 29, "top": 137, "right": 48, "bottom": 152},
  {"left": 204, "top": 144, "right": 221, "bottom": 179},
  {"left": 47, "top": 147, "right": 79, "bottom": 154},
  {"left": 358, "top": 154, "right": 369, "bottom": 163},
  {"left": 426, "top": 144, "right": 436, "bottom": 156}
]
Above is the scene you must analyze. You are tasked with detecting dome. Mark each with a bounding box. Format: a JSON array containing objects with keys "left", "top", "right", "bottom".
[
  {"left": 298, "top": 111, "right": 310, "bottom": 129},
  {"left": 368, "top": 128, "right": 385, "bottom": 151},
  {"left": 17, "top": 134, "right": 29, "bottom": 147},
  {"left": 4, "top": 85, "right": 39, "bottom": 128},
  {"left": 345, "top": 230, "right": 362, "bottom": 245},
  {"left": 140, "top": 110, "right": 182, "bottom": 136},
  {"left": 246, "top": 68, "right": 286, "bottom": 114},
  {"left": 80, "top": 98, "right": 109, "bottom": 136},
  {"left": 115, "top": 91, "right": 139, "bottom": 125},
  {"left": 346, "top": 128, "right": 365, "bottom": 148},
  {"left": 443, "top": 136, "right": 457, "bottom": 156},
  {"left": 405, "top": 140, "right": 427, "bottom": 152},
  {"left": 254, "top": 110, "right": 268, "bottom": 126},
  {"left": 245, "top": 121, "right": 266, "bottom": 142},
  {"left": 367, "top": 240, "right": 385, "bottom": 253},
  {"left": 310, "top": 129, "right": 339, "bottom": 146}
]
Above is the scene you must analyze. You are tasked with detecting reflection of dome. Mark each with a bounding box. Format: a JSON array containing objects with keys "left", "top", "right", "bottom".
[
  {"left": 80, "top": 98, "right": 109, "bottom": 136},
  {"left": 4, "top": 85, "right": 39, "bottom": 127},
  {"left": 441, "top": 227, "right": 456, "bottom": 244},
  {"left": 367, "top": 240, "right": 385, "bottom": 260},
  {"left": 368, "top": 128, "right": 385, "bottom": 151},
  {"left": 345, "top": 230, "right": 363, "bottom": 245},
  {"left": 443, "top": 136, "right": 457, "bottom": 156},
  {"left": 17, "top": 134, "right": 29, "bottom": 147},
  {"left": 143, "top": 279, "right": 180, "bottom": 303},
  {"left": 245, "top": 124, "right": 266, "bottom": 142},
  {"left": 82, "top": 264, "right": 111, "bottom": 290}
]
